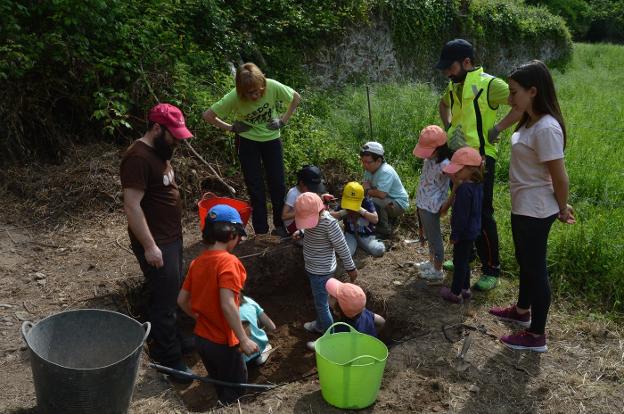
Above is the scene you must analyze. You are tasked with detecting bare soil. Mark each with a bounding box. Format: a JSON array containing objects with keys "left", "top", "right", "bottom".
[{"left": 1, "top": 143, "right": 622, "bottom": 413}]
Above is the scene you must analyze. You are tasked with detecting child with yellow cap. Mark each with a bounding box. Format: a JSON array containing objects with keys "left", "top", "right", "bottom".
[{"left": 331, "top": 182, "right": 385, "bottom": 257}]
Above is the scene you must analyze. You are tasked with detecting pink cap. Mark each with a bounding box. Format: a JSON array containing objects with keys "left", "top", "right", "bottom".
[
  {"left": 325, "top": 278, "right": 366, "bottom": 318},
  {"left": 443, "top": 147, "right": 482, "bottom": 174},
  {"left": 413, "top": 125, "right": 447, "bottom": 159},
  {"left": 294, "top": 192, "right": 324, "bottom": 229},
  {"left": 148, "top": 103, "right": 193, "bottom": 140}
]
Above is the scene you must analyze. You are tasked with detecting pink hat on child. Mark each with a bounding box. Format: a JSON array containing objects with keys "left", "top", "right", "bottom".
[
  {"left": 294, "top": 192, "right": 325, "bottom": 229},
  {"left": 325, "top": 278, "right": 366, "bottom": 318},
  {"left": 443, "top": 147, "right": 482, "bottom": 174},
  {"left": 413, "top": 125, "right": 447, "bottom": 159}
]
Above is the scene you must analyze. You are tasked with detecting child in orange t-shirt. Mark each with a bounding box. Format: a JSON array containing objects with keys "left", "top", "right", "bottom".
[{"left": 177, "top": 205, "right": 258, "bottom": 404}]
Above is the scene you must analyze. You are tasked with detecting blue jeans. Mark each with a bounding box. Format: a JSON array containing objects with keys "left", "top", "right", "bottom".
[{"left": 306, "top": 271, "right": 334, "bottom": 332}]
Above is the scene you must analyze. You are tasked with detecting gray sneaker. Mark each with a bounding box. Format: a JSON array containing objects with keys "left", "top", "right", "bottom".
[
  {"left": 304, "top": 320, "right": 322, "bottom": 333},
  {"left": 421, "top": 268, "right": 444, "bottom": 281}
]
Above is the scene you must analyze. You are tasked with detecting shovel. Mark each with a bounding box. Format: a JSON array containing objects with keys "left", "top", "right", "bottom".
[{"left": 149, "top": 363, "right": 277, "bottom": 390}]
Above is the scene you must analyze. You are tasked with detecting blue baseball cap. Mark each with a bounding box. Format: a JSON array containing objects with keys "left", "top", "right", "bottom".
[{"left": 206, "top": 204, "right": 247, "bottom": 237}]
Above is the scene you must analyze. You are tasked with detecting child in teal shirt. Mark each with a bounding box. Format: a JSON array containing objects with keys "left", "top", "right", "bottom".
[{"left": 240, "top": 294, "right": 276, "bottom": 365}]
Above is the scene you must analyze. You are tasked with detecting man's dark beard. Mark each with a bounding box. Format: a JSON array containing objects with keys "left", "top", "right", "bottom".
[
  {"left": 449, "top": 67, "right": 468, "bottom": 84},
  {"left": 154, "top": 130, "right": 174, "bottom": 160}
]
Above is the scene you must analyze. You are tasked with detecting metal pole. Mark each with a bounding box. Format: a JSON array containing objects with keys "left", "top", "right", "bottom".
[{"left": 366, "top": 85, "right": 373, "bottom": 140}]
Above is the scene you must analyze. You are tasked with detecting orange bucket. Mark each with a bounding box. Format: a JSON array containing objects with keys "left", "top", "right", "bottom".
[{"left": 197, "top": 192, "right": 252, "bottom": 231}]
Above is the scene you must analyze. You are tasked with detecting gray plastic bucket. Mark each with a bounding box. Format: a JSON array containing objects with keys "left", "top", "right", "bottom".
[{"left": 21, "top": 309, "right": 150, "bottom": 414}]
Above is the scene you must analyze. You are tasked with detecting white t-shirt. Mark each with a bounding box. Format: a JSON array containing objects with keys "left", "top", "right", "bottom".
[
  {"left": 283, "top": 186, "right": 301, "bottom": 228},
  {"left": 509, "top": 114, "right": 564, "bottom": 218},
  {"left": 416, "top": 158, "right": 451, "bottom": 213}
]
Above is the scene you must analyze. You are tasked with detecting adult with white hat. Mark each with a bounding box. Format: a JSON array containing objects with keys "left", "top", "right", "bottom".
[{"left": 359, "top": 141, "right": 409, "bottom": 238}]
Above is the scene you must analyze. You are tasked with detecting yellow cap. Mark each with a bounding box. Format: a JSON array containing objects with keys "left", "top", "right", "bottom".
[{"left": 341, "top": 182, "right": 365, "bottom": 211}]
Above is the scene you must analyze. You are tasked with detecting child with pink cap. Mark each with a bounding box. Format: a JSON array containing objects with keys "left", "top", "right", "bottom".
[
  {"left": 412, "top": 125, "right": 453, "bottom": 281},
  {"left": 293, "top": 192, "right": 358, "bottom": 334},
  {"left": 307, "top": 278, "right": 385, "bottom": 350},
  {"left": 439, "top": 147, "right": 484, "bottom": 303}
]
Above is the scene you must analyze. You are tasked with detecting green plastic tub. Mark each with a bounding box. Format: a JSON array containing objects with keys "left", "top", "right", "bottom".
[{"left": 315, "top": 322, "right": 388, "bottom": 409}]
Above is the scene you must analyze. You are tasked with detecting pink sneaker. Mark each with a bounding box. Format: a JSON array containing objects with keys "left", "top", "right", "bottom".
[
  {"left": 489, "top": 305, "right": 531, "bottom": 328},
  {"left": 461, "top": 289, "right": 472, "bottom": 301},
  {"left": 500, "top": 331, "right": 547, "bottom": 352},
  {"left": 440, "top": 287, "right": 462, "bottom": 304}
]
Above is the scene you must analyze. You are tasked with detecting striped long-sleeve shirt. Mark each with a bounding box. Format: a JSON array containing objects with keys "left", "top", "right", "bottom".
[{"left": 303, "top": 211, "right": 356, "bottom": 275}]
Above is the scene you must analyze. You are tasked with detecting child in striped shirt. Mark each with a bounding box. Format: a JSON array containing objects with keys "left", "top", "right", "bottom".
[{"left": 293, "top": 192, "right": 358, "bottom": 334}]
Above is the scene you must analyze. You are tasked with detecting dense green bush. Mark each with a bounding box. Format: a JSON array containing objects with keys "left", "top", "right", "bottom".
[
  {"left": 466, "top": 0, "right": 572, "bottom": 72},
  {"left": 0, "top": 0, "right": 369, "bottom": 163},
  {"left": 525, "top": 0, "right": 592, "bottom": 39},
  {"left": 526, "top": 0, "right": 624, "bottom": 43},
  {"left": 377, "top": 0, "right": 459, "bottom": 79}
]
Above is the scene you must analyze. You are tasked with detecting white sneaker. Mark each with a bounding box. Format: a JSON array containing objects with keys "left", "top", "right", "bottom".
[
  {"left": 304, "top": 321, "right": 322, "bottom": 333},
  {"left": 416, "top": 261, "right": 435, "bottom": 273},
  {"left": 421, "top": 268, "right": 444, "bottom": 281},
  {"left": 256, "top": 343, "right": 272, "bottom": 365},
  {"left": 306, "top": 340, "right": 316, "bottom": 351}
]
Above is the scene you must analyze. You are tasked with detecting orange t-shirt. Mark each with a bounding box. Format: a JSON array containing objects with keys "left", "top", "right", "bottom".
[{"left": 181, "top": 249, "right": 247, "bottom": 346}]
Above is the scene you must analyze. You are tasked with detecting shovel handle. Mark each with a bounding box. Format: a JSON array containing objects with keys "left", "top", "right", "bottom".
[{"left": 21, "top": 321, "right": 34, "bottom": 342}]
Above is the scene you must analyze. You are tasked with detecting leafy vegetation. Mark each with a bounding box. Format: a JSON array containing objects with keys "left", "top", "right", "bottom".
[
  {"left": 526, "top": 0, "right": 624, "bottom": 42},
  {"left": 0, "top": 0, "right": 572, "bottom": 163}
]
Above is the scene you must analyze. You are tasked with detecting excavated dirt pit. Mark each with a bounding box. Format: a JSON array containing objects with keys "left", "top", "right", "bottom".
[{"left": 122, "top": 236, "right": 408, "bottom": 412}]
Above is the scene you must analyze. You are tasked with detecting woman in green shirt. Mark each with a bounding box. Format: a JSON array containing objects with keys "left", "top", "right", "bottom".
[{"left": 203, "top": 63, "right": 301, "bottom": 235}]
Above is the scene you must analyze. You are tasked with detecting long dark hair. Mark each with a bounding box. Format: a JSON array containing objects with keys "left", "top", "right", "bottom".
[
  {"left": 434, "top": 143, "right": 452, "bottom": 164},
  {"left": 509, "top": 60, "right": 567, "bottom": 148}
]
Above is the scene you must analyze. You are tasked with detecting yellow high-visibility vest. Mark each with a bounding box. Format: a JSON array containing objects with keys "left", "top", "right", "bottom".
[{"left": 446, "top": 67, "right": 500, "bottom": 159}]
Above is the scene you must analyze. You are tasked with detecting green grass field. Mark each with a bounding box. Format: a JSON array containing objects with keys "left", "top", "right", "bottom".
[{"left": 286, "top": 43, "right": 624, "bottom": 313}]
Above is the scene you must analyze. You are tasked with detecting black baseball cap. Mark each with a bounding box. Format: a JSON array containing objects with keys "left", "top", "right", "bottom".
[
  {"left": 297, "top": 165, "right": 326, "bottom": 194},
  {"left": 435, "top": 39, "right": 474, "bottom": 70}
]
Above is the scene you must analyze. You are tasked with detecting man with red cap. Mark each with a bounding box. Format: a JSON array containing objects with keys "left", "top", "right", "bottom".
[{"left": 120, "top": 103, "right": 193, "bottom": 382}]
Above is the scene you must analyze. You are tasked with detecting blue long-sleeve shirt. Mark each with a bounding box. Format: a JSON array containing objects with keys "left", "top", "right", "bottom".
[{"left": 450, "top": 182, "right": 483, "bottom": 242}]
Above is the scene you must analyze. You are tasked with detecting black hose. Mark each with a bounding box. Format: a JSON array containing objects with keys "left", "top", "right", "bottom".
[{"left": 149, "top": 363, "right": 277, "bottom": 390}]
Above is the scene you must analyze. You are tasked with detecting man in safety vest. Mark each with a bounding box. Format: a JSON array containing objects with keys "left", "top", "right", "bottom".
[{"left": 436, "top": 39, "right": 520, "bottom": 291}]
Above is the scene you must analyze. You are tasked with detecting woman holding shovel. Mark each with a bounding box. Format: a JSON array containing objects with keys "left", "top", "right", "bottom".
[{"left": 203, "top": 63, "right": 301, "bottom": 236}]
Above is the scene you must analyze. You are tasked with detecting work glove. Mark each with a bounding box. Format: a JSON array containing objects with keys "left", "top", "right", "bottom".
[
  {"left": 230, "top": 121, "right": 252, "bottom": 134},
  {"left": 488, "top": 125, "right": 501, "bottom": 144},
  {"left": 266, "top": 118, "right": 286, "bottom": 130}
]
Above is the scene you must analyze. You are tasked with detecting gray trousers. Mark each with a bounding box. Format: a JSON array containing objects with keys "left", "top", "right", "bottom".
[
  {"left": 371, "top": 197, "right": 405, "bottom": 238},
  {"left": 345, "top": 231, "right": 385, "bottom": 257},
  {"left": 418, "top": 208, "right": 444, "bottom": 264}
]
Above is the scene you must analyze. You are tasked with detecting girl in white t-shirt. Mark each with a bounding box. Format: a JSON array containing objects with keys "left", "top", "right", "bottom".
[
  {"left": 489, "top": 60, "right": 575, "bottom": 353},
  {"left": 412, "top": 125, "right": 453, "bottom": 281}
]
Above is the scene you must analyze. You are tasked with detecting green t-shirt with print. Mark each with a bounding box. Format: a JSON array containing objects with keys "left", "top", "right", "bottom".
[{"left": 210, "top": 78, "right": 295, "bottom": 142}]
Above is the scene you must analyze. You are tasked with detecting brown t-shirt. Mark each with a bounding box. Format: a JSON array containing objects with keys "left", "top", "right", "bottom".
[{"left": 120, "top": 140, "right": 182, "bottom": 245}]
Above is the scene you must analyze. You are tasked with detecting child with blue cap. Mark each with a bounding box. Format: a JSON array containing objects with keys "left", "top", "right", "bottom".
[{"left": 177, "top": 204, "right": 256, "bottom": 404}]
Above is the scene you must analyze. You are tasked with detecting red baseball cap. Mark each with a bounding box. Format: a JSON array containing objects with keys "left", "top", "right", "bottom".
[
  {"left": 442, "top": 147, "right": 482, "bottom": 174},
  {"left": 413, "top": 125, "right": 447, "bottom": 159},
  {"left": 148, "top": 103, "right": 193, "bottom": 140},
  {"left": 325, "top": 278, "right": 366, "bottom": 318}
]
